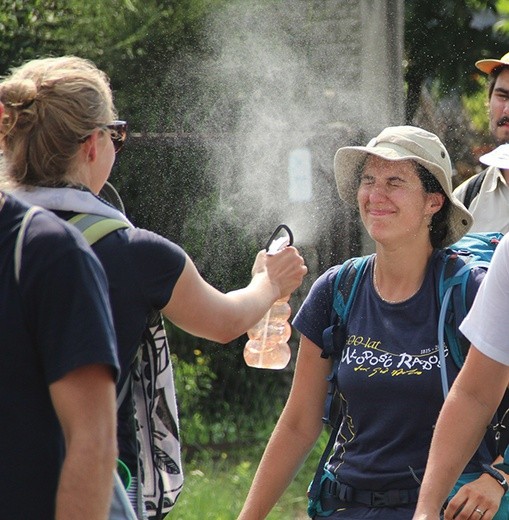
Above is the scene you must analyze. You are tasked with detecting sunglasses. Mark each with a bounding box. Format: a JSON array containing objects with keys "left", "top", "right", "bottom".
[{"left": 104, "top": 120, "right": 128, "bottom": 154}]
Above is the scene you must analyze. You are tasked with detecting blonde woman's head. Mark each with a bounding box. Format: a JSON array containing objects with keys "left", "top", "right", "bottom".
[{"left": 0, "top": 56, "right": 116, "bottom": 187}]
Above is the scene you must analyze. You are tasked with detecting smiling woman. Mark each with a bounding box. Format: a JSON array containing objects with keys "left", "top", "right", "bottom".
[
  {"left": 236, "top": 126, "right": 505, "bottom": 520},
  {"left": 357, "top": 156, "right": 444, "bottom": 257}
]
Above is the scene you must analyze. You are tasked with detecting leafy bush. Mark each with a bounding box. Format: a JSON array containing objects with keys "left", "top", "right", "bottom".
[{"left": 168, "top": 429, "right": 331, "bottom": 519}]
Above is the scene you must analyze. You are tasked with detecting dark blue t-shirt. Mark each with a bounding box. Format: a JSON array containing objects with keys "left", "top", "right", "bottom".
[
  {"left": 0, "top": 194, "right": 119, "bottom": 519},
  {"left": 293, "top": 252, "right": 493, "bottom": 493},
  {"left": 56, "top": 210, "right": 187, "bottom": 472}
]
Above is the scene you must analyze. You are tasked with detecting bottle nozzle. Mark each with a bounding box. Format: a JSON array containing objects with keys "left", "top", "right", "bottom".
[{"left": 265, "top": 224, "right": 294, "bottom": 254}]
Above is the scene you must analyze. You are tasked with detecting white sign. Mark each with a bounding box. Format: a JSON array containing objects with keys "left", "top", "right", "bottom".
[{"left": 288, "top": 147, "right": 312, "bottom": 202}]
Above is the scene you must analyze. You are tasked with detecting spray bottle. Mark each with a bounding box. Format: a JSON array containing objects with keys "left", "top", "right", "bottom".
[{"left": 244, "top": 224, "right": 294, "bottom": 370}]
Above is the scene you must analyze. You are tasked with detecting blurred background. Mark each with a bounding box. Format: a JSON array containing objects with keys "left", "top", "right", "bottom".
[{"left": 3, "top": 1, "right": 509, "bottom": 517}]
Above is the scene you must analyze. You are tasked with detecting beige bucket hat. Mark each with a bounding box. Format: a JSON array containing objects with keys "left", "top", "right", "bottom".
[{"left": 334, "top": 125, "right": 473, "bottom": 246}]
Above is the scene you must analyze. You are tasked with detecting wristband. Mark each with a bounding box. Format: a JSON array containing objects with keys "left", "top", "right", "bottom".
[{"left": 483, "top": 463, "right": 509, "bottom": 493}]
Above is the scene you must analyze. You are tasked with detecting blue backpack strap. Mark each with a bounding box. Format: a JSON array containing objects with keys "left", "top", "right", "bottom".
[
  {"left": 308, "top": 256, "right": 371, "bottom": 507},
  {"left": 322, "top": 256, "right": 372, "bottom": 360},
  {"left": 321, "top": 256, "right": 371, "bottom": 426},
  {"left": 437, "top": 258, "right": 474, "bottom": 398},
  {"left": 437, "top": 233, "right": 502, "bottom": 398}
]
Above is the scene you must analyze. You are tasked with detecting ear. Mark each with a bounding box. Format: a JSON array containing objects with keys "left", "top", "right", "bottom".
[
  {"left": 427, "top": 192, "right": 445, "bottom": 216},
  {"left": 0, "top": 101, "right": 4, "bottom": 121},
  {"left": 81, "top": 130, "right": 98, "bottom": 163}
]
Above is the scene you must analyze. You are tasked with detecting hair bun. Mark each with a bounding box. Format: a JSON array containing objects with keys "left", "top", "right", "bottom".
[{"left": 0, "top": 79, "right": 37, "bottom": 111}]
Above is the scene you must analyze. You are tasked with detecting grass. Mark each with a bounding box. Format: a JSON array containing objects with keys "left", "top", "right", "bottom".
[{"left": 166, "top": 432, "right": 330, "bottom": 519}]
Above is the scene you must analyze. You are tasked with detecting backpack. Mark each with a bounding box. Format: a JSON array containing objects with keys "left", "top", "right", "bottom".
[
  {"left": 15, "top": 210, "right": 184, "bottom": 519},
  {"left": 462, "top": 170, "right": 487, "bottom": 209},
  {"left": 307, "top": 232, "right": 504, "bottom": 517}
]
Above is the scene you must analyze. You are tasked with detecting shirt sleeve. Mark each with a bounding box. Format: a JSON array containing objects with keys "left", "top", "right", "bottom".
[
  {"left": 292, "top": 265, "right": 339, "bottom": 348},
  {"left": 460, "top": 235, "right": 509, "bottom": 365},
  {"left": 122, "top": 228, "right": 187, "bottom": 310}
]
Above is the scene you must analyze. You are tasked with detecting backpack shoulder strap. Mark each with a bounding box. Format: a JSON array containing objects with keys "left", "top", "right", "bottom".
[
  {"left": 308, "top": 255, "right": 371, "bottom": 506},
  {"left": 15, "top": 210, "right": 130, "bottom": 284},
  {"left": 66, "top": 213, "right": 132, "bottom": 411},
  {"left": 14, "top": 206, "right": 43, "bottom": 284},
  {"left": 67, "top": 213, "right": 131, "bottom": 246},
  {"left": 436, "top": 244, "right": 496, "bottom": 398},
  {"left": 463, "top": 170, "right": 486, "bottom": 209},
  {"left": 321, "top": 255, "right": 372, "bottom": 360},
  {"left": 321, "top": 255, "right": 371, "bottom": 427},
  {"left": 437, "top": 254, "right": 469, "bottom": 398},
  {"left": 68, "top": 213, "right": 183, "bottom": 514}
]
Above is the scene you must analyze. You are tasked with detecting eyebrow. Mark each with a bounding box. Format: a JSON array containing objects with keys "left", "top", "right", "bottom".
[
  {"left": 360, "top": 173, "right": 406, "bottom": 182},
  {"left": 493, "top": 87, "right": 509, "bottom": 96}
]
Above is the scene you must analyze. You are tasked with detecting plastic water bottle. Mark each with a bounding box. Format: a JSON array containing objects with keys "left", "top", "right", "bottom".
[{"left": 244, "top": 225, "right": 293, "bottom": 370}]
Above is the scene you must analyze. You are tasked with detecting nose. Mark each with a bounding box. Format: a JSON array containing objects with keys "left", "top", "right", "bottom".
[
  {"left": 501, "top": 97, "right": 509, "bottom": 115},
  {"left": 367, "top": 183, "right": 388, "bottom": 202}
]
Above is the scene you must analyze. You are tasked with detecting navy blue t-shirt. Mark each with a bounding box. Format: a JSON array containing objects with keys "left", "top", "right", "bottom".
[
  {"left": 56, "top": 210, "right": 187, "bottom": 472},
  {"left": 293, "top": 252, "right": 493, "bottom": 494},
  {"left": 0, "top": 195, "right": 119, "bottom": 519}
]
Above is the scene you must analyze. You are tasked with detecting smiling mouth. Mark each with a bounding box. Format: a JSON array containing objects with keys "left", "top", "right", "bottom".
[
  {"left": 497, "top": 116, "right": 509, "bottom": 127},
  {"left": 369, "top": 209, "right": 393, "bottom": 217}
]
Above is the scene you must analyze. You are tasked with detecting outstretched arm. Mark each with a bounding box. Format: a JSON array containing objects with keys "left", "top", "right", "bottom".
[
  {"left": 50, "top": 364, "right": 117, "bottom": 520},
  {"left": 413, "top": 347, "right": 509, "bottom": 520},
  {"left": 163, "top": 246, "right": 307, "bottom": 343},
  {"left": 237, "top": 335, "right": 330, "bottom": 519}
]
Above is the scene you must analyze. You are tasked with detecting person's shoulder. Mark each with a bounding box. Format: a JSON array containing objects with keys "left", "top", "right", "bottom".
[
  {"left": 312, "top": 263, "right": 345, "bottom": 292},
  {"left": 120, "top": 227, "right": 186, "bottom": 257},
  {"left": 453, "top": 169, "right": 486, "bottom": 199},
  {"left": 105, "top": 227, "right": 187, "bottom": 281},
  {"left": 14, "top": 206, "right": 107, "bottom": 284},
  {"left": 313, "top": 256, "right": 371, "bottom": 294},
  {"left": 2, "top": 194, "right": 86, "bottom": 248},
  {"left": 26, "top": 206, "right": 90, "bottom": 250}
]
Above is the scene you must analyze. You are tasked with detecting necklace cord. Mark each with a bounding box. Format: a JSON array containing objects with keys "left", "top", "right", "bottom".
[{"left": 373, "top": 261, "right": 421, "bottom": 304}]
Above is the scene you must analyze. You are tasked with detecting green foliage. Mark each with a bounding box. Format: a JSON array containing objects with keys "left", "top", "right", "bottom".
[
  {"left": 404, "top": 0, "right": 508, "bottom": 121},
  {"left": 462, "top": 75, "right": 491, "bottom": 135},
  {"left": 0, "top": 0, "right": 70, "bottom": 74},
  {"left": 172, "top": 333, "right": 293, "bottom": 451},
  {"left": 108, "top": 135, "right": 212, "bottom": 243},
  {"left": 181, "top": 191, "right": 259, "bottom": 290},
  {"left": 172, "top": 352, "right": 218, "bottom": 445},
  {"left": 167, "top": 430, "right": 331, "bottom": 519},
  {"left": 494, "top": 0, "right": 509, "bottom": 32}
]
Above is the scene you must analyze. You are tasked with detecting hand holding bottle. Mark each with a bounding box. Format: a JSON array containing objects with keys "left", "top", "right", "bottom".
[{"left": 244, "top": 225, "right": 295, "bottom": 370}]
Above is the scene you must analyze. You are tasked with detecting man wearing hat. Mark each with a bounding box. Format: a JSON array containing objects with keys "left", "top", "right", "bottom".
[{"left": 453, "top": 52, "right": 509, "bottom": 234}]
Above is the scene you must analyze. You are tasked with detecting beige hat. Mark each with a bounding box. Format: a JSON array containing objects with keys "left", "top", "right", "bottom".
[
  {"left": 475, "top": 51, "right": 509, "bottom": 74},
  {"left": 334, "top": 125, "right": 473, "bottom": 246}
]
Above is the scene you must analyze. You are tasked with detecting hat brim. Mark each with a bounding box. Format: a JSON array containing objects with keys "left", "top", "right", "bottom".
[
  {"left": 334, "top": 145, "right": 473, "bottom": 246},
  {"left": 475, "top": 58, "right": 509, "bottom": 74},
  {"left": 479, "top": 144, "right": 509, "bottom": 168}
]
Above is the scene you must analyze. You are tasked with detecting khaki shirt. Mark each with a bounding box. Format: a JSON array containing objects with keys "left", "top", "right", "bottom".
[{"left": 454, "top": 165, "right": 509, "bottom": 234}]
